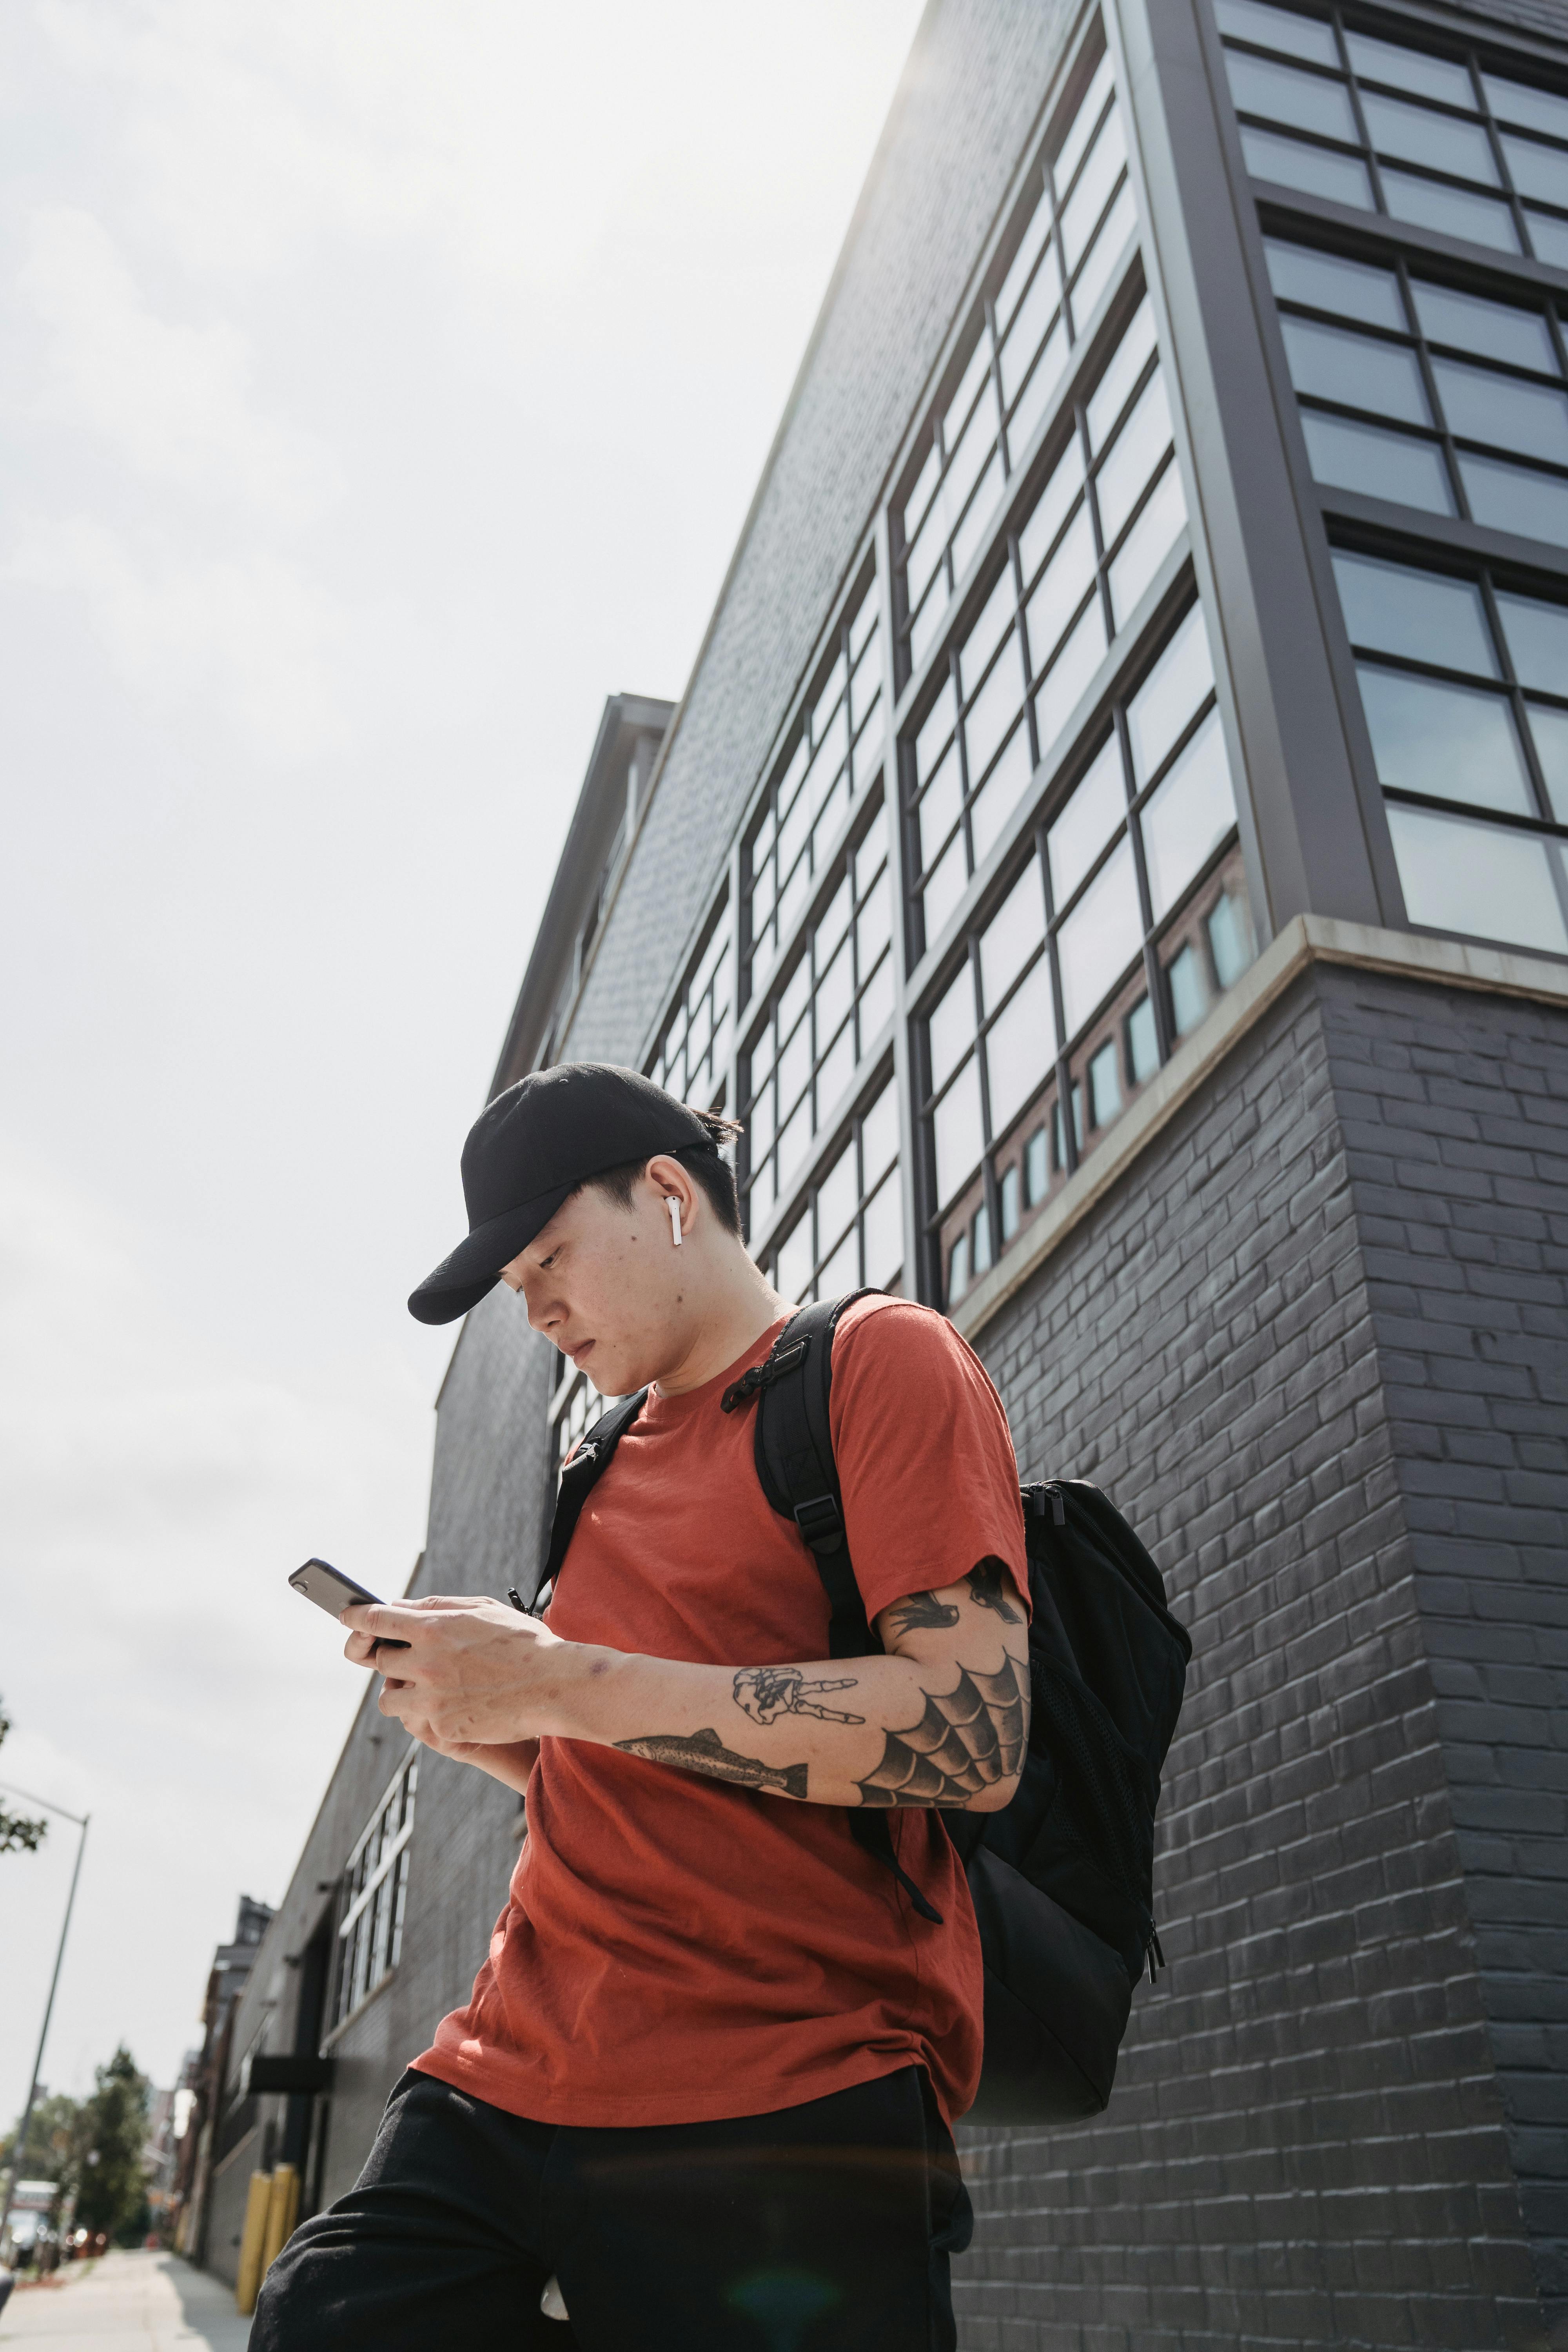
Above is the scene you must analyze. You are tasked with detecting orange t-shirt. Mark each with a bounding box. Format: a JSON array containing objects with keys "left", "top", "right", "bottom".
[{"left": 412, "top": 1294, "right": 1027, "bottom": 2129}]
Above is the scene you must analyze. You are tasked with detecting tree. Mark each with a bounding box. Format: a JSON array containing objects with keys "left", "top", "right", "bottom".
[
  {"left": 0, "top": 2090, "right": 91, "bottom": 2188},
  {"left": 0, "top": 1697, "right": 47, "bottom": 1855},
  {"left": 73, "top": 2048, "right": 150, "bottom": 2248}
]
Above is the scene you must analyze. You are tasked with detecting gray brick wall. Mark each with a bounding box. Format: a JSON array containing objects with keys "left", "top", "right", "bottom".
[
  {"left": 564, "top": 0, "right": 1079, "bottom": 1067},
  {"left": 956, "top": 961, "right": 1556, "bottom": 2352},
  {"left": 1326, "top": 967, "right": 1568, "bottom": 2334}
]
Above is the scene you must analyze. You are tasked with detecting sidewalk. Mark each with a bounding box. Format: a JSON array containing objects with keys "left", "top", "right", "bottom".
[{"left": 0, "top": 2251, "right": 251, "bottom": 2350}]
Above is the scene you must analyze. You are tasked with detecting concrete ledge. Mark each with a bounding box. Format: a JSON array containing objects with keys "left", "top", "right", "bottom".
[{"left": 953, "top": 914, "right": 1568, "bottom": 1345}]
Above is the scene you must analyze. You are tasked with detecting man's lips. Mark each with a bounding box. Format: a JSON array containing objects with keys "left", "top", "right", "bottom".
[{"left": 568, "top": 1340, "right": 595, "bottom": 1365}]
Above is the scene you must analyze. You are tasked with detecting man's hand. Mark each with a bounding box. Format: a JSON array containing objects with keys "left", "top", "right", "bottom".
[{"left": 340, "top": 1594, "right": 583, "bottom": 1750}]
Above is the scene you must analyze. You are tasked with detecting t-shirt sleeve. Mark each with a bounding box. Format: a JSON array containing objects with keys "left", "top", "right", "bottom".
[{"left": 827, "top": 1297, "right": 1029, "bottom": 1627}]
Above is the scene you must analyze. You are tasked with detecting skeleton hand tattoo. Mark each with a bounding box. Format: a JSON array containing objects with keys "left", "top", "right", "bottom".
[{"left": 732, "top": 1666, "right": 866, "bottom": 1726}]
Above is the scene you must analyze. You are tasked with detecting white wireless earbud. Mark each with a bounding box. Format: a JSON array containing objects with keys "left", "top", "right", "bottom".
[{"left": 667, "top": 1197, "right": 683, "bottom": 1247}]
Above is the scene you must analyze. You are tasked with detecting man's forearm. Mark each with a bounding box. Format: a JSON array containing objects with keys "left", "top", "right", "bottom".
[{"left": 537, "top": 1642, "right": 1028, "bottom": 1812}]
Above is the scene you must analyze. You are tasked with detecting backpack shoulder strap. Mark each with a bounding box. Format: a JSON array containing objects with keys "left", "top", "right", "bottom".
[
  {"left": 722, "top": 1290, "right": 877, "bottom": 1661},
  {"left": 536, "top": 1387, "right": 648, "bottom": 1603}
]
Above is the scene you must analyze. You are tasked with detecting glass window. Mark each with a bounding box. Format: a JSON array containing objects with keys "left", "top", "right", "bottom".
[
  {"left": 1336, "top": 550, "right": 1568, "bottom": 956},
  {"left": 746, "top": 566, "right": 882, "bottom": 990},
  {"left": 1243, "top": 126, "right": 1375, "bottom": 206},
  {"left": 1280, "top": 317, "right": 1430, "bottom": 421},
  {"left": 333, "top": 1751, "right": 418, "bottom": 2034},
  {"left": 1215, "top": 0, "right": 1339, "bottom": 67},
  {"left": 1356, "top": 668, "right": 1532, "bottom": 813},
  {"left": 1141, "top": 710, "right": 1238, "bottom": 920},
  {"left": 1332, "top": 551, "right": 1495, "bottom": 672},
  {"left": 1387, "top": 803, "right": 1568, "bottom": 954},
  {"left": 1266, "top": 239, "right": 1406, "bottom": 328},
  {"left": 1223, "top": 5, "right": 1568, "bottom": 269},
  {"left": 1227, "top": 51, "right": 1360, "bottom": 145},
  {"left": 1300, "top": 413, "right": 1454, "bottom": 512},
  {"left": 1127, "top": 994, "right": 1160, "bottom": 1082},
  {"left": 763, "top": 1071, "right": 905, "bottom": 1303},
  {"left": 908, "top": 292, "right": 1191, "bottom": 950},
  {"left": 1048, "top": 734, "right": 1125, "bottom": 903},
  {"left": 920, "top": 595, "right": 1250, "bottom": 1292},
  {"left": 649, "top": 898, "right": 733, "bottom": 1113},
  {"left": 1058, "top": 838, "right": 1144, "bottom": 1035},
  {"left": 896, "top": 31, "right": 1137, "bottom": 677},
  {"left": 742, "top": 802, "right": 893, "bottom": 1238},
  {"left": 1267, "top": 238, "right": 1568, "bottom": 545}
]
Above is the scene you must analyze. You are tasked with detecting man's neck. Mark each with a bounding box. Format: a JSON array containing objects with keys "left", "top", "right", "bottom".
[{"left": 651, "top": 1259, "right": 787, "bottom": 1399}]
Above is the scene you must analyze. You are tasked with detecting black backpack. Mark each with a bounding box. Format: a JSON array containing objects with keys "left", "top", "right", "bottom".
[{"left": 538, "top": 1292, "right": 1192, "bottom": 2125}]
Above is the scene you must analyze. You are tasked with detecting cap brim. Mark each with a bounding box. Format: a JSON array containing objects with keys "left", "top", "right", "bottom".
[{"left": 407, "top": 1182, "right": 575, "bottom": 1325}]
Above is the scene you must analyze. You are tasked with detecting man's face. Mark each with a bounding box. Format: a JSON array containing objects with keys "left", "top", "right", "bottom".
[{"left": 500, "top": 1169, "right": 690, "bottom": 1396}]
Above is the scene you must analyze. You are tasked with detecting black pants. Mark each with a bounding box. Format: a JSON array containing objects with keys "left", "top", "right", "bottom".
[{"left": 252, "top": 2065, "right": 972, "bottom": 2352}]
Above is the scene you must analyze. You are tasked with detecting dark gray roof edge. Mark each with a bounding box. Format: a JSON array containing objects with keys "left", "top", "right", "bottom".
[
  {"left": 486, "top": 690, "right": 675, "bottom": 1100},
  {"left": 551, "top": 0, "right": 948, "bottom": 1063}
]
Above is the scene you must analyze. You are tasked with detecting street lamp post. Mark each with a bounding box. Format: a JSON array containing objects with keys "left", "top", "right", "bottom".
[{"left": 0, "top": 1784, "right": 90, "bottom": 2252}]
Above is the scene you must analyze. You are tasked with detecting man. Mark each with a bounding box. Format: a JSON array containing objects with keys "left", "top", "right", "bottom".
[{"left": 255, "top": 1063, "right": 1028, "bottom": 2352}]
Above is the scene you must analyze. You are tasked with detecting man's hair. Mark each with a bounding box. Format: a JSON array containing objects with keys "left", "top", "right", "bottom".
[{"left": 578, "top": 1111, "right": 744, "bottom": 1237}]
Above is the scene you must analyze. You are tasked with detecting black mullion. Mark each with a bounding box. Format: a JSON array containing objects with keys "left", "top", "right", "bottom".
[
  {"left": 1036, "top": 816, "right": 1079, "bottom": 1178},
  {"left": 951, "top": 642, "right": 978, "bottom": 882},
  {"left": 1114, "top": 696, "right": 1174, "bottom": 1067},
  {"left": 1543, "top": 299, "right": 1568, "bottom": 387},
  {"left": 1394, "top": 252, "right": 1469, "bottom": 519},
  {"left": 987, "top": 295, "right": 1015, "bottom": 482},
  {"left": 1477, "top": 569, "right": 1559, "bottom": 829},
  {"left": 1332, "top": 11, "right": 1387, "bottom": 214},
  {"left": 1233, "top": 109, "right": 1369, "bottom": 168},
  {"left": 1472, "top": 55, "right": 1532, "bottom": 252},
  {"left": 1078, "top": 394, "right": 1115, "bottom": 645},
  {"left": 1383, "top": 786, "right": 1568, "bottom": 839},
  {"left": 1009, "top": 527, "right": 1038, "bottom": 772}
]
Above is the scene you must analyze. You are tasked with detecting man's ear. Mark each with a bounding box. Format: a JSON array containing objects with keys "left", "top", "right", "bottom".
[{"left": 644, "top": 1154, "right": 701, "bottom": 1240}]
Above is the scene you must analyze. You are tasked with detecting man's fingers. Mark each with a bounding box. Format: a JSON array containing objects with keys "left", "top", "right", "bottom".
[{"left": 339, "top": 1601, "right": 421, "bottom": 1645}]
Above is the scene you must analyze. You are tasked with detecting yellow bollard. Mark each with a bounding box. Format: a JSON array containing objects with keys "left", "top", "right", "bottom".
[
  {"left": 261, "top": 2163, "right": 300, "bottom": 2277},
  {"left": 235, "top": 2171, "right": 272, "bottom": 2314}
]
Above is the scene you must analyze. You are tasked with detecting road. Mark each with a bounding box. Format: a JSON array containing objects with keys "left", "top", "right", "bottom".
[{"left": 0, "top": 2251, "right": 251, "bottom": 2350}]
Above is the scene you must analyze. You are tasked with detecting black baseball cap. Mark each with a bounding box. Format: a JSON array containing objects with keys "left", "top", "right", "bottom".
[{"left": 407, "top": 1063, "right": 717, "bottom": 1326}]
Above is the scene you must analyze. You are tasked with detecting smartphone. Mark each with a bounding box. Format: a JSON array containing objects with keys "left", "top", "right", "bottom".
[{"left": 289, "top": 1558, "right": 410, "bottom": 1648}]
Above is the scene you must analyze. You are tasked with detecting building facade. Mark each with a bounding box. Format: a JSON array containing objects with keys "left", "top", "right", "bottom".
[{"left": 206, "top": 0, "right": 1568, "bottom": 2341}]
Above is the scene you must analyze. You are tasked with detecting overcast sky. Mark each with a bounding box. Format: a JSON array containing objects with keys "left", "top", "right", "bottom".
[{"left": 0, "top": 0, "right": 926, "bottom": 2124}]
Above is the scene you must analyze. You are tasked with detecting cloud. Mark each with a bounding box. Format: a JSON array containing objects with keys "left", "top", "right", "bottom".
[
  {"left": 5, "top": 514, "right": 348, "bottom": 757},
  {"left": 20, "top": 205, "right": 337, "bottom": 520}
]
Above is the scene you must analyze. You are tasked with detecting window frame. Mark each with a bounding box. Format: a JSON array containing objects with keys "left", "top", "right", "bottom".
[
  {"left": 326, "top": 1747, "right": 419, "bottom": 2041},
  {"left": 1216, "top": 0, "right": 1568, "bottom": 268},
  {"left": 912, "top": 577, "right": 1249, "bottom": 1302}
]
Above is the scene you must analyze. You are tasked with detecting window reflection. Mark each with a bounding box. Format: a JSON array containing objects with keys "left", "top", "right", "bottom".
[
  {"left": 907, "top": 289, "right": 1188, "bottom": 953},
  {"left": 746, "top": 567, "right": 883, "bottom": 995},
  {"left": 743, "top": 803, "right": 895, "bottom": 1237},
  {"left": 922, "top": 597, "right": 1248, "bottom": 1294},
  {"left": 897, "top": 35, "right": 1138, "bottom": 675},
  {"left": 1334, "top": 550, "right": 1568, "bottom": 955},
  {"left": 1265, "top": 236, "right": 1568, "bottom": 550},
  {"left": 1219, "top": 0, "right": 1568, "bottom": 267},
  {"left": 649, "top": 900, "right": 734, "bottom": 1113},
  {"left": 765, "top": 1073, "right": 904, "bottom": 1303}
]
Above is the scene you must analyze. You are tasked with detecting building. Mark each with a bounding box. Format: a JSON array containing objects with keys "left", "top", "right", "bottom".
[
  {"left": 168, "top": 1895, "right": 273, "bottom": 2265},
  {"left": 204, "top": 0, "right": 1568, "bottom": 2339}
]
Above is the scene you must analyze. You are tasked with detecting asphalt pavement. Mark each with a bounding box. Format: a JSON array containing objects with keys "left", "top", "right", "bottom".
[{"left": 0, "top": 2251, "right": 251, "bottom": 2350}]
